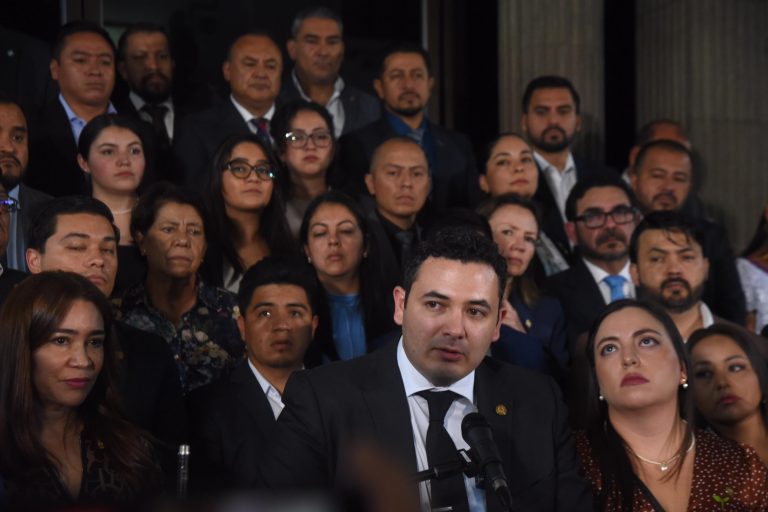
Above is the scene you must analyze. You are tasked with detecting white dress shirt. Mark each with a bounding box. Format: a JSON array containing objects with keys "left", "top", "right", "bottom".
[
  {"left": 129, "top": 91, "right": 175, "bottom": 140},
  {"left": 397, "top": 339, "right": 486, "bottom": 512},
  {"left": 230, "top": 95, "right": 275, "bottom": 131},
  {"left": 582, "top": 258, "right": 635, "bottom": 304},
  {"left": 248, "top": 359, "right": 284, "bottom": 419},
  {"left": 534, "top": 151, "right": 577, "bottom": 222},
  {"left": 292, "top": 70, "right": 346, "bottom": 138}
]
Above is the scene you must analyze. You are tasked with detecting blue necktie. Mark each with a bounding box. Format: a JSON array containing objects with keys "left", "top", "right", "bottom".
[{"left": 603, "top": 275, "right": 627, "bottom": 302}]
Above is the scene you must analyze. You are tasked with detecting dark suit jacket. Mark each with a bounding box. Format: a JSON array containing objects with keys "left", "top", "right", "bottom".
[
  {"left": 336, "top": 116, "right": 482, "bottom": 210},
  {"left": 187, "top": 360, "right": 277, "bottom": 490},
  {"left": 8, "top": 184, "right": 52, "bottom": 273},
  {"left": 545, "top": 258, "right": 608, "bottom": 353},
  {"left": 25, "top": 99, "right": 88, "bottom": 197},
  {"left": 533, "top": 157, "right": 614, "bottom": 259},
  {"left": 277, "top": 77, "right": 381, "bottom": 136},
  {"left": 172, "top": 99, "right": 253, "bottom": 192},
  {"left": 698, "top": 218, "right": 747, "bottom": 325},
  {"left": 258, "top": 341, "right": 594, "bottom": 511}
]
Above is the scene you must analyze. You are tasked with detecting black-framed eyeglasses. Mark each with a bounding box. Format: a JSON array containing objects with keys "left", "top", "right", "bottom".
[
  {"left": 575, "top": 205, "right": 636, "bottom": 229},
  {"left": 224, "top": 160, "right": 275, "bottom": 181},
  {"left": 285, "top": 130, "right": 332, "bottom": 149},
  {"left": 0, "top": 197, "right": 19, "bottom": 213}
]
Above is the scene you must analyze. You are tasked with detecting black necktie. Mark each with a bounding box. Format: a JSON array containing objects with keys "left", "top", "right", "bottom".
[
  {"left": 395, "top": 229, "right": 415, "bottom": 268},
  {"left": 416, "top": 390, "right": 470, "bottom": 511},
  {"left": 141, "top": 103, "right": 170, "bottom": 144}
]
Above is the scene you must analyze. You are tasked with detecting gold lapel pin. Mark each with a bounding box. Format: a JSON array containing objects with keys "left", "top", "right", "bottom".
[
  {"left": 495, "top": 404, "right": 508, "bottom": 416},
  {"left": 525, "top": 319, "right": 532, "bottom": 329}
]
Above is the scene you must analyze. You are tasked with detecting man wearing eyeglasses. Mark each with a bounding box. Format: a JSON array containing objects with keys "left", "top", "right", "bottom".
[
  {"left": 0, "top": 96, "right": 52, "bottom": 273},
  {"left": 0, "top": 181, "right": 26, "bottom": 304},
  {"left": 546, "top": 175, "right": 639, "bottom": 350}
]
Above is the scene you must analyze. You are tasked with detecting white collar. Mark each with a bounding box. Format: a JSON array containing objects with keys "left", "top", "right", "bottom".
[
  {"left": 396, "top": 337, "right": 474, "bottom": 403},
  {"left": 582, "top": 258, "right": 632, "bottom": 285},
  {"left": 230, "top": 95, "right": 275, "bottom": 123},
  {"left": 533, "top": 150, "right": 576, "bottom": 174},
  {"left": 129, "top": 90, "right": 174, "bottom": 114},
  {"left": 248, "top": 358, "right": 279, "bottom": 397},
  {"left": 291, "top": 69, "right": 345, "bottom": 104},
  {"left": 699, "top": 302, "right": 715, "bottom": 328}
]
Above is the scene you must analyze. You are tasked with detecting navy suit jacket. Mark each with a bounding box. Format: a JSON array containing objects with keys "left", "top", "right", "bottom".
[
  {"left": 277, "top": 77, "right": 381, "bottom": 136},
  {"left": 258, "top": 340, "right": 594, "bottom": 511},
  {"left": 337, "top": 116, "right": 482, "bottom": 210},
  {"left": 187, "top": 360, "right": 277, "bottom": 490},
  {"left": 533, "top": 157, "right": 615, "bottom": 260},
  {"left": 172, "top": 99, "right": 253, "bottom": 192}
]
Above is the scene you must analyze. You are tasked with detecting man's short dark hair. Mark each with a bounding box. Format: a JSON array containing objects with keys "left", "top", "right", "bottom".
[
  {"left": 521, "top": 75, "right": 580, "bottom": 114},
  {"left": 402, "top": 227, "right": 508, "bottom": 305},
  {"left": 378, "top": 42, "right": 432, "bottom": 78},
  {"left": 633, "top": 139, "right": 693, "bottom": 174},
  {"left": 237, "top": 256, "right": 320, "bottom": 315},
  {"left": 291, "top": 6, "right": 344, "bottom": 39},
  {"left": 564, "top": 175, "right": 637, "bottom": 222},
  {"left": 117, "top": 22, "right": 169, "bottom": 62},
  {"left": 225, "top": 30, "right": 278, "bottom": 62},
  {"left": 27, "top": 196, "right": 119, "bottom": 252},
  {"left": 634, "top": 119, "right": 688, "bottom": 147},
  {"left": 629, "top": 210, "right": 707, "bottom": 263},
  {"left": 52, "top": 20, "right": 116, "bottom": 60}
]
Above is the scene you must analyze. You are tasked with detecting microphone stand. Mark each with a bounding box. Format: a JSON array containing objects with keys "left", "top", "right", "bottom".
[{"left": 411, "top": 449, "right": 477, "bottom": 484}]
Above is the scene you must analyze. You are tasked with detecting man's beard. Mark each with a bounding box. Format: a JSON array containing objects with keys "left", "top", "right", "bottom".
[
  {"left": 579, "top": 228, "right": 628, "bottom": 263},
  {"left": 529, "top": 126, "right": 575, "bottom": 153},
  {"left": 637, "top": 277, "right": 704, "bottom": 313},
  {"left": 390, "top": 105, "right": 424, "bottom": 118},
  {"left": 0, "top": 153, "right": 22, "bottom": 190},
  {"left": 136, "top": 72, "right": 172, "bottom": 104}
]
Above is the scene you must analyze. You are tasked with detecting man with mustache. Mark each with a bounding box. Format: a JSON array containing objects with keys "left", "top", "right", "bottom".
[
  {"left": 521, "top": 76, "right": 614, "bottom": 261},
  {"left": 338, "top": 42, "right": 481, "bottom": 210},
  {"left": 365, "top": 137, "right": 431, "bottom": 281},
  {"left": 0, "top": 96, "right": 52, "bottom": 272},
  {"left": 174, "top": 32, "right": 282, "bottom": 191},
  {"left": 188, "top": 256, "right": 319, "bottom": 490},
  {"left": 24, "top": 21, "right": 117, "bottom": 197},
  {"left": 115, "top": 24, "right": 184, "bottom": 183},
  {"left": 279, "top": 7, "right": 380, "bottom": 137},
  {"left": 630, "top": 139, "right": 746, "bottom": 325},
  {"left": 546, "top": 176, "right": 639, "bottom": 349}
]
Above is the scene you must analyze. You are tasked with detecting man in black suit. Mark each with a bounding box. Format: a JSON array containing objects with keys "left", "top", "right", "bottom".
[
  {"left": 521, "top": 76, "right": 613, "bottom": 259},
  {"left": 279, "top": 6, "right": 380, "bottom": 137},
  {"left": 25, "top": 196, "right": 187, "bottom": 458},
  {"left": 258, "top": 228, "right": 594, "bottom": 511},
  {"left": 188, "top": 256, "right": 318, "bottom": 490},
  {"left": 173, "top": 32, "right": 282, "bottom": 191},
  {"left": 25, "top": 21, "right": 117, "bottom": 197},
  {"left": 547, "top": 176, "right": 640, "bottom": 349},
  {"left": 337, "top": 43, "right": 481, "bottom": 210},
  {"left": 0, "top": 182, "right": 26, "bottom": 304},
  {"left": 365, "top": 137, "right": 430, "bottom": 281},
  {"left": 115, "top": 24, "right": 185, "bottom": 183},
  {"left": 629, "top": 139, "right": 746, "bottom": 325},
  {"left": 0, "top": 96, "right": 51, "bottom": 272}
]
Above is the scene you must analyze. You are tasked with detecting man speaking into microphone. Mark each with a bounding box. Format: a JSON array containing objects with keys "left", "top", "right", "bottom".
[{"left": 257, "top": 228, "right": 593, "bottom": 511}]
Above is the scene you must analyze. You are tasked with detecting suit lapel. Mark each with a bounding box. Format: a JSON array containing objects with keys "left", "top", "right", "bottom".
[
  {"left": 231, "top": 361, "right": 277, "bottom": 434},
  {"left": 570, "top": 259, "right": 607, "bottom": 309}
]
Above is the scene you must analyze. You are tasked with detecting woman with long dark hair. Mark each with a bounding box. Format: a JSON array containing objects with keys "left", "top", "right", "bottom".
[
  {"left": 202, "top": 133, "right": 296, "bottom": 293},
  {"left": 577, "top": 299, "right": 768, "bottom": 511},
  {"left": 689, "top": 324, "right": 768, "bottom": 465},
  {"left": 0, "top": 272, "right": 160, "bottom": 509},
  {"left": 271, "top": 100, "right": 336, "bottom": 238},
  {"left": 300, "top": 190, "right": 397, "bottom": 360},
  {"left": 77, "top": 113, "right": 149, "bottom": 296}
]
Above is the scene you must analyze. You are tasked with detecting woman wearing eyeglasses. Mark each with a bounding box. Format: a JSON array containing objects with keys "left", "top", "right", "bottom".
[
  {"left": 270, "top": 100, "right": 337, "bottom": 238},
  {"left": 201, "top": 134, "right": 296, "bottom": 293}
]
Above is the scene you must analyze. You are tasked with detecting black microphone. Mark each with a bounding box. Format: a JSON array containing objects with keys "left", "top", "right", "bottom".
[{"left": 461, "top": 412, "right": 514, "bottom": 511}]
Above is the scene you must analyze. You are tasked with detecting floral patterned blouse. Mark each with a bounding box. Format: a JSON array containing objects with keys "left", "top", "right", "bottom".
[
  {"left": 576, "top": 429, "right": 768, "bottom": 511},
  {"left": 118, "top": 279, "right": 244, "bottom": 393}
]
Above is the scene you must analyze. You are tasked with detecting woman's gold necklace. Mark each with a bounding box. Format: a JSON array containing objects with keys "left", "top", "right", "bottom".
[{"left": 629, "top": 435, "right": 696, "bottom": 472}]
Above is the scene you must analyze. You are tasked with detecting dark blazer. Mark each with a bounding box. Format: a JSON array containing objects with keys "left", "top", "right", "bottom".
[
  {"left": 25, "top": 99, "right": 88, "bottom": 197},
  {"left": 8, "top": 184, "right": 52, "bottom": 272},
  {"left": 187, "top": 360, "right": 277, "bottom": 490},
  {"left": 258, "top": 341, "right": 594, "bottom": 511},
  {"left": 277, "top": 77, "right": 381, "bottom": 136},
  {"left": 172, "top": 99, "right": 253, "bottom": 192},
  {"left": 698, "top": 218, "right": 747, "bottom": 326},
  {"left": 533, "top": 157, "right": 615, "bottom": 259},
  {"left": 336, "top": 116, "right": 482, "bottom": 210},
  {"left": 545, "top": 258, "right": 608, "bottom": 353}
]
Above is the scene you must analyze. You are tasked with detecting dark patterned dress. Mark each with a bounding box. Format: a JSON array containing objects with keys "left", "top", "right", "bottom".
[
  {"left": 576, "top": 429, "right": 768, "bottom": 511},
  {"left": 118, "top": 278, "right": 243, "bottom": 393},
  {"left": 2, "top": 433, "right": 157, "bottom": 510}
]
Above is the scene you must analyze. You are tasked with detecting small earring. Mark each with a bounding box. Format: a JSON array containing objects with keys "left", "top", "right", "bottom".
[
  {"left": 307, "top": 256, "right": 312, "bottom": 264},
  {"left": 681, "top": 379, "right": 688, "bottom": 389},
  {"left": 598, "top": 394, "right": 604, "bottom": 401}
]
